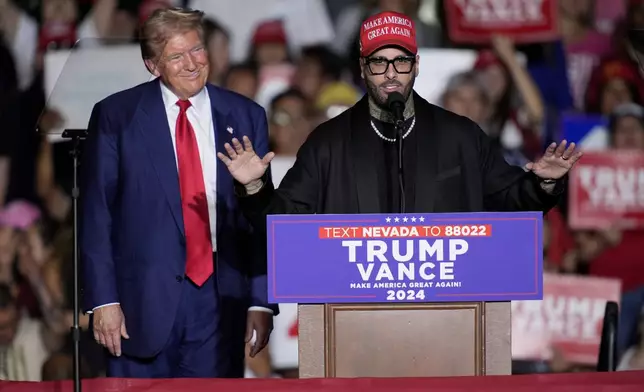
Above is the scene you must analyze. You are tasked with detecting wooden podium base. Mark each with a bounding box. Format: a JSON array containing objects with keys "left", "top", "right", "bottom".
[{"left": 298, "top": 302, "right": 511, "bottom": 378}]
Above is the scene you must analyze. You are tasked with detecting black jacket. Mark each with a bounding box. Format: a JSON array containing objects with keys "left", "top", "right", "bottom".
[{"left": 238, "top": 92, "right": 561, "bottom": 228}]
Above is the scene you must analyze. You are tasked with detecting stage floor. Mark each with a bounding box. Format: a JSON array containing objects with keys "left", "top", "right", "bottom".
[{"left": 1, "top": 371, "right": 643, "bottom": 392}]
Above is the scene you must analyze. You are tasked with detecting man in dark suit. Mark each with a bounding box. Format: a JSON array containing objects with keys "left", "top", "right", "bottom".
[
  {"left": 80, "top": 7, "right": 276, "bottom": 378},
  {"left": 217, "top": 11, "right": 582, "bottom": 221}
]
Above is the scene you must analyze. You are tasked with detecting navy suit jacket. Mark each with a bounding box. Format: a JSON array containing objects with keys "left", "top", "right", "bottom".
[{"left": 80, "top": 79, "right": 277, "bottom": 358}]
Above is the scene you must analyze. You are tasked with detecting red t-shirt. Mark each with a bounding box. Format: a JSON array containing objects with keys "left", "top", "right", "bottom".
[{"left": 589, "top": 230, "right": 644, "bottom": 293}]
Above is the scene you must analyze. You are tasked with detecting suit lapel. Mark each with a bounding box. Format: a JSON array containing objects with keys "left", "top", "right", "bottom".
[
  {"left": 349, "top": 95, "right": 381, "bottom": 213},
  {"left": 412, "top": 92, "right": 440, "bottom": 213},
  {"left": 136, "top": 79, "right": 185, "bottom": 236},
  {"left": 207, "top": 85, "right": 235, "bottom": 236}
]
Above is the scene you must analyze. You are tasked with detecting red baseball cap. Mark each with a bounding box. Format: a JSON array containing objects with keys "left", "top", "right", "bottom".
[
  {"left": 252, "top": 20, "right": 287, "bottom": 46},
  {"left": 359, "top": 11, "right": 417, "bottom": 57}
]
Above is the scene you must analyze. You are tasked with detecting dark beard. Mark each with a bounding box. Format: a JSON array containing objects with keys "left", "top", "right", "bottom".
[
  {"left": 366, "top": 75, "right": 416, "bottom": 123},
  {"left": 365, "top": 74, "right": 415, "bottom": 110}
]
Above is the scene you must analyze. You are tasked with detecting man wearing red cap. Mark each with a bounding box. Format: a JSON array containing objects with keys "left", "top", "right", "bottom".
[{"left": 218, "top": 12, "right": 581, "bottom": 225}]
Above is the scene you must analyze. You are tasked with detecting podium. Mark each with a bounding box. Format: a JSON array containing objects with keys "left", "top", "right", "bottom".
[{"left": 267, "top": 212, "right": 543, "bottom": 378}]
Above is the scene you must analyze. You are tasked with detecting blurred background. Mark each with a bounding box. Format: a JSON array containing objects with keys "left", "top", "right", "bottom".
[{"left": 0, "top": 0, "right": 643, "bottom": 381}]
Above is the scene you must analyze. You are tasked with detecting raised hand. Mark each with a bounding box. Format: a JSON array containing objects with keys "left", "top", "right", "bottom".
[
  {"left": 525, "top": 140, "right": 582, "bottom": 180},
  {"left": 217, "top": 136, "right": 275, "bottom": 185}
]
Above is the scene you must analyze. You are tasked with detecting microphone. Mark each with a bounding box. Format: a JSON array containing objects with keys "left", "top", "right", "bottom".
[
  {"left": 386, "top": 92, "right": 406, "bottom": 214},
  {"left": 387, "top": 92, "right": 406, "bottom": 128}
]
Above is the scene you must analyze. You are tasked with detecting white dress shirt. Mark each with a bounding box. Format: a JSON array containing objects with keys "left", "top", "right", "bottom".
[
  {"left": 160, "top": 83, "right": 218, "bottom": 250},
  {"left": 92, "top": 82, "right": 271, "bottom": 314}
]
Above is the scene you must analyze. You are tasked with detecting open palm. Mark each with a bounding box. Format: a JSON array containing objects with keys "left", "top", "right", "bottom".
[
  {"left": 217, "top": 136, "right": 275, "bottom": 185},
  {"left": 525, "top": 140, "right": 582, "bottom": 180}
]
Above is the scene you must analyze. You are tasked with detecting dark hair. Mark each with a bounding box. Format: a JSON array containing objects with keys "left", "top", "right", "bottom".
[
  {"left": 202, "top": 17, "right": 229, "bottom": 44},
  {"left": 629, "top": 29, "right": 644, "bottom": 55},
  {"left": 300, "top": 45, "right": 343, "bottom": 81},
  {"left": 0, "top": 284, "right": 15, "bottom": 309},
  {"left": 224, "top": 62, "right": 258, "bottom": 80},
  {"left": 270, "top": 88, "right": 306, "bottom": 113},
  {"left": 587, "top": 82, "right": 641, "bottom": 115}
]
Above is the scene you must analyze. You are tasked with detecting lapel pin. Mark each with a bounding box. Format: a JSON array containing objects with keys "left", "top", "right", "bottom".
[{"left": 226, "top": 126, "right": 233, "bottom": 134}]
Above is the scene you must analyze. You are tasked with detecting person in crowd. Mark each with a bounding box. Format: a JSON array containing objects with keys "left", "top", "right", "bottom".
[
  {"left": 80, "top": 7, "right": 276, "bottom": 378},
  {"left": 561, "top": 103, "right": 644, "bottom": 358},
  {"left": 0, "top": 0, "right": 38, "bottom": 91},
  {"left": 0, "top": 201, "right": 47, "bottom": 320},
  {"left": 38, "top": 0, "right": 79, "bottom": 51},
  {"left": 248, "top": 19, "right": 291, "bottom": 67},
  {"left": 471, "top": 36, "right": 546, "bottom": 162},
  {"left": 268, "top": 88, "right": 311, "bottom": 156},
  {"left": 0, "top": 283, "right": 49, "bottom": 381},
  {"left": 585, "top": 59, "right": 642, "bottom": 116},
  {"left": 292, "top": 45, "right": 345, "bottom": 110},
  {"left": 313, "top": 81, "right": 361, "bottom": 123},
  {"left": 224, "top": 62, "right": 259, "bottom": 100},
  {"left": 440, "top": 70, "right": 530, "bottom": 167},
  {"left": 203, "top": 17, "right": 230, "bottom": 86},
  {"left": 440, "top": 71, "right": 490, "bottom": 127},
  {"left": 558, "top": 0, "right": 612, "bottom": 110},
  {"left": 217, "top": 11, "right": 581, "bottom": 225}
]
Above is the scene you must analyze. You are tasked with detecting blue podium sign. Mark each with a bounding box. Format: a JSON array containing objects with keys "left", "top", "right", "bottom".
[{"left": 267, "top": 212, "right": 543, "bottom": 303}]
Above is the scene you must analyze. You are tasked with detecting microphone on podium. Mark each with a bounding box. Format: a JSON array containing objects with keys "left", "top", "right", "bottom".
[{"left": 387, "top": 92, "right": 406, "bottom": 214}]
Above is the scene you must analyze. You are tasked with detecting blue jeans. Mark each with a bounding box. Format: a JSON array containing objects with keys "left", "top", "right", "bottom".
[{"left": 618, "top": 285, "right": 644, "bottom": 358}]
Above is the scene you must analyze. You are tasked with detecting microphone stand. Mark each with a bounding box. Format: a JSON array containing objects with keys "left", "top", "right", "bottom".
[
  {"left": 597, "top": 301, "right": 619, "bottom": 372},
  {"left": 62, "top": 128, "right": 88, "bottom": 392},
  {"left": 395, "top": 120, "right": 405, "bottom": 214}
]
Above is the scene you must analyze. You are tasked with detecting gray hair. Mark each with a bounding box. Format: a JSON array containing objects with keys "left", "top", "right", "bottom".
[{"left": 440, "top": 71, "right": 489, "bottom": 106}]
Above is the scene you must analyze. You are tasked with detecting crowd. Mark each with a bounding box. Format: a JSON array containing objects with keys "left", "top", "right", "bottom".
[{"left": 0, "top": 0, "right": 643, "bottom": 381}]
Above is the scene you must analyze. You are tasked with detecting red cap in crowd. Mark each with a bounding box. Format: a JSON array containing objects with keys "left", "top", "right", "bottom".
[
  {"left": 473, "top": 50, "right": 503, "bottom": 70},
  {"left": 359, "top": 11, "right": 417, "bottom": 57},
  {"left": 599, "top": 59, "right": 639, "bottom": 85},
  {"left": 252, "top": 20, "right": 287, "bottom": 46}
]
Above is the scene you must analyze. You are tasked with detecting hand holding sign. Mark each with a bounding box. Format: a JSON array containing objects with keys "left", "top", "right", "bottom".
[
  {"left": 526, "top": 140, "right": 582, "bottom": 180},
  {"left": 217, "top": 136, "right": 275, "bottom": 185}
]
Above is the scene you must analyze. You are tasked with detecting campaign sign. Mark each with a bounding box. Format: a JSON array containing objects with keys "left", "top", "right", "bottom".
[
  {"left": 444, "top": 0, "right": 559, "bottom": 45},
  {"left": 569, "top": 151, "right": 644, "bottom": 229},
  {"left": 512, "top": 273, "right": 621, "bottom": 365},
  {"left": 267, "top": 212, "right": 543, "bottom": 303}
]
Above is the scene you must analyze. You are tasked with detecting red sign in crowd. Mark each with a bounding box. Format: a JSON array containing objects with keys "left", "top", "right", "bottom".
[
  {"left": 512, "top": 273, "right": 621, "bottom": 365},
  {"left": 569, "top": 152, "right": 644, "bottom": 229},
  {"left": 444, "top": 0, "right": 559, "bottom": 44}
]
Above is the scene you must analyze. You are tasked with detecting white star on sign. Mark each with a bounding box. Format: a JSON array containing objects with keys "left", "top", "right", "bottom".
[
  {"left": 419, "top": 217, "right": 425, "bottom": 222},
  {"left": 385, "top": 217, "right": 391, "bottom": 222},
  {"left": 403, "top": 217, "right": 408, "bottom": 222},
  {"left": 394, "top": 217, "right": 400, "bottom": 222},
  {"left": 411, "top": 217, "right": 417, "bottom": 222}
]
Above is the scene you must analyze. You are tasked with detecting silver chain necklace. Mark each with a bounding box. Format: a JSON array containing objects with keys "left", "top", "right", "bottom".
[{"left": 370, "top": 117, "right": 416, "bottom": 143}]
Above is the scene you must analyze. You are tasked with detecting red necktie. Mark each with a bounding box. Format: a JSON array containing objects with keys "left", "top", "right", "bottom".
[{"left": 175, "top": 99, "right": 213, "bottom": 286}]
